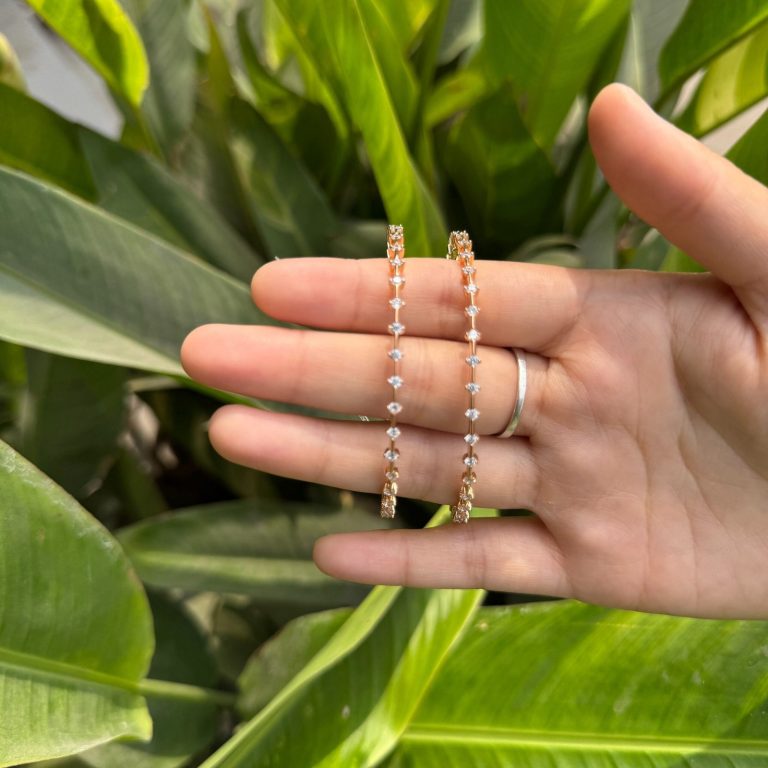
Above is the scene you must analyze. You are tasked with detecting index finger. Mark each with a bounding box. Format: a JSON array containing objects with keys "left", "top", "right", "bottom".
[{"left": 251, "top": 257, "right": 586, "bottom": 354}]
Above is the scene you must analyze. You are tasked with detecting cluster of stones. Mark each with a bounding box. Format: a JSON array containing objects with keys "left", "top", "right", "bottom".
[
  {"left": 449, "top": 230, "right": 480, "bottom": 524},
  {"left": 381, "top": 224, "right": 405, "bottom": 519}
]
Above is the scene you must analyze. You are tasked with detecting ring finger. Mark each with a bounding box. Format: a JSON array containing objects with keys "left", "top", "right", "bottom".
[
  {"left": 207, "top": 407, "right": 539, "bottom": 510},
  {"left": 181, "top": 324, "right": 556, "bottom": 437}
]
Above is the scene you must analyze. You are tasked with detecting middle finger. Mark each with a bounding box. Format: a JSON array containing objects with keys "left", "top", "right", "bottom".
[{"left": 181, "top": 324, "right": 554, "bottom": 437}]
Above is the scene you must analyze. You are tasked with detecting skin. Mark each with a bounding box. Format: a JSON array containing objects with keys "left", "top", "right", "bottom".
[{"left": 180, "top": 83, "right": 768, "bottom": 619}]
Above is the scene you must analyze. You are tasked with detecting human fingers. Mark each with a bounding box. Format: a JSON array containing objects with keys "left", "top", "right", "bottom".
[
  {"left": 207, "top": 406, "right": 539, "bottom": 510},
  {"left": 181, "top": 324, "right": 554, "bottom": 437},
  {"left": 251, "top": 257, "right": 585, "bottom": 355},
  {"left": 589, "top": 82, "right": 768, "bottom": 327},
  {"left": 313, "top": 516, "right": 570, "bottom": 597}
]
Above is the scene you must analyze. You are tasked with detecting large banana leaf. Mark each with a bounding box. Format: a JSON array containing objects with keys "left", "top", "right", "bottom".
[
  {"left": 383, "top": 601, "right": 768, "bottom": 765},
  {"left": 24, "top": 0, "right": 149, "bottom": 108},
  {"left": 118, "top": 500, "right": 392, "bottom": 605},
  {"left": 200, "top": 506, "right": 493, "bottom": 766},
  {"left": 0, "top": 439, "right": 153, "bottom": 766},
  {"left": 273, "top": 0, "right": 446, "bottom": 257},
  {"left": 658, "top": 0, "right": 768, "bottom": 97},
  {"left": 0, "top": 167, "right": 267, "bottom": 375}
]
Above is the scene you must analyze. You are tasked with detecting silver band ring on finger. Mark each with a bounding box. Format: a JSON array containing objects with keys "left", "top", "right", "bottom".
[{"left": 497, "top": 348, "right": 527, "bottom": 438}]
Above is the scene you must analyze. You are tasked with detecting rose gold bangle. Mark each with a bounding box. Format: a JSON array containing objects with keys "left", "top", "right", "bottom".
[
  {"left": 381, "top": 224, "right": 405, "bottom": 518},
  {"left": 446, "top": 230, "right": 479, "bottom": 524}
]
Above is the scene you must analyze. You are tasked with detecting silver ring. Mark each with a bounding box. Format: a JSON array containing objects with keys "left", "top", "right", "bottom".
[{"left": 497, "top": 348, "right": 526, "bottom": 438}]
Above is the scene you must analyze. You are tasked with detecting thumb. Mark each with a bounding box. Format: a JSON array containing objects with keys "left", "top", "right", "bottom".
[{"left": 588, "top": 82, "right": 768, "bottom": 328}]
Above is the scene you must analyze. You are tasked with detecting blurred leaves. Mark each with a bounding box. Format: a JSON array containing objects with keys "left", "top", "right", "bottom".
[
  {"left": 118, "top": 500, "right": 389, "bottom": 606},
  {"left": 479, "top": 0, "right": 631, "bottom": 147},
  {"left": 444, "top": 83, "right": 560, "bottom": 250},
  {"left": 23, "top": 0, "right": 149, "bottom": 107},
  {"left": 676, "top": 23, "right": 768, "bottom": 136},
  {"left": 658, "top": 0, "right": 768, "bottom": 98},
  {"left": 0, "top": 84, "right": 97, "bottom": 198},
  {"left": 273, "top": 0, "right": 446, "bottom": 256},
  {"left": 18, "top": 351, "right": 126, "bottom": 498}
]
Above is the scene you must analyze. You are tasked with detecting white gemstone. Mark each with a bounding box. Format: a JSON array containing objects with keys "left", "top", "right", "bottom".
[
  {"left": 385, "top": 469, "right": 399, "bottom": 481},
  {"left": 388, "top": 375, "right": 404, "bottom": 388},
  {"left": 391, "top": 256, "right": 404, "bottom": 267},
  {"left": 465, "top": 329, "right": 481, "bottom": 342},
  {"left": 388, "top": 348, "right": 403, "bottom": 361},
  {"left": 465, "top": 408, "right": 480, "bottom": 421},
  {"left": 384, "top": 448, "right": 400, "bottom": 461},
  {"left": 389, "top": 275, "right": 405, "bottom": 287},
  {"left": 387, "top": 426, "right": 401, "bottom": 439},
  {"left": 466, "top": 382, "right": 481, "bottom": 394},
  {"left": 464, "top": 283, "right": 478, "bottom": 295},
  {"left": 463, "top": 454, "right": 478, "bottom": 467},
  {"left": 389, "top": 297, "right": 405, "bottom": 309},
  {"left": 462, "top": 265, "right": 476, "bottom": 275},
  {"left": 387, "top": 402, "right": 403, "bottom": 415},
  {"left": 388, "top": 322, "right": 405, "bottom": 335},
  {"left": 464, "top": 433, "right": 479, "bottom": 446},
  {"left": 466, "top": 354, "right": 481, "bottom": 367},
  {"left": 465, "top": 305, "right": 479, "bottom": 317}
]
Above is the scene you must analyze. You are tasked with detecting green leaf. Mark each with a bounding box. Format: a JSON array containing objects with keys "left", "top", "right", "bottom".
[
  {"left": 0, "top": 32, "right": 26, "bottom": 91},
  {"left": 676, "top": 24, "right": 768, "bottom": 137},
  {"left": 0, "top": 83, "right": 97, "bottom": 199},
  {"left": 238, "top": 607, "right": 351, "bottom": 718},
  {"left": 659, "top": 0, "right": 768, "bottom": 97},
  {"left": 79, "top": 129, "right": 262, "bottom": 281},
  {"left": 81, "top": 593, "right": 220, "bottom": 768},
  {"left": 24, "top": 0, "right": 149, "bottom": 107},
  {"left": 384, "top": 601, "right": 768, "bottom": 764},
  {"left": 228, "top": 97, "right": 340, "bottom": 258},
  {"left": 18, "top": 351, "right": 126, "bottom": 498},
  {"left": 618, "top": 0, "right": 687, "bottom": 102},
  {"left": 728, "top": 105, "right": 768, "bottom": 184},
  {"left": 121, "top": 0, "right": 198, "bottom": 154},
  {"left": 118, "top": 500, "right": 391, "bottom": 605},
  {"left": 479, "top": 0, "right": 631, "bottom": 146},
  {"left": 0, "top": 167, "right": 266, "bottom": 375},
  {"left": 274, "top": 0, "right": 446, "bottom": 257},
  {"left": 444, "top": 83, "right": 560, "bottom": 250},
  {"left": 0, "top": 439, "right": 153, "bottom": 766}
]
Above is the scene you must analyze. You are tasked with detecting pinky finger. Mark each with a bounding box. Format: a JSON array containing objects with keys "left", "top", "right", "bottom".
[{"left": 313, "top": 516, "right": 571, "bottom": 597}]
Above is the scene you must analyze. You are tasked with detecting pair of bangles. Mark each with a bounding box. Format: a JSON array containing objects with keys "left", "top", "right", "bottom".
[{"left": 380, "top": 224, "right": 526, "bottom": 525}]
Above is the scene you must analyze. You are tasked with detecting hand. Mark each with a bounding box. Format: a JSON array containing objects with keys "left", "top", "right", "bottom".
[{"left": 181, "top": 84, "right": 768, "bottom": 619}]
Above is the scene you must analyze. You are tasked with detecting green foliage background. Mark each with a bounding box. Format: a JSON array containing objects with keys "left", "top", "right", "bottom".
[{"left": 0, "top": 0, "right": 768, "bottom": 765}]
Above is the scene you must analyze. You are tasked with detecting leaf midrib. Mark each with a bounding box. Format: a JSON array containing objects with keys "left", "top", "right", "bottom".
[
  {"left": 403, "top": 723, "right": 768, "bottom": 755},
  {"left": 0, "top": 645, "right": 231, "bottom": 705}
]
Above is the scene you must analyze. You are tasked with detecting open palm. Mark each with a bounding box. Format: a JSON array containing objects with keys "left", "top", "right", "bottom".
[{"left": 181, "top": 84, "right": 768, "bottom": 619}]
